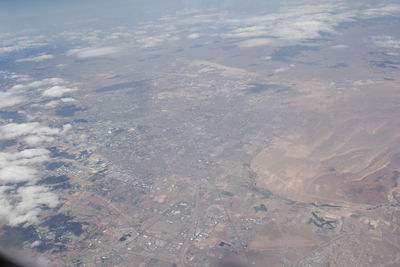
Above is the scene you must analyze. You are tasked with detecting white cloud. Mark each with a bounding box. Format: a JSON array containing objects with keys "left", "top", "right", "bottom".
[
  {"left": 0, "top": 166, "right": 38, "bottom": 184},
  {"left": 0, "top": 149, "right": 50, "bottom": 184},
  {"left": 136, "top": 32, "right": 180, "bottom": 48},
  {"left": 61, "top": 124, "right": 72, "bottom": 134},
  {"left": 372, "top": 35, "right": 400, "bottom": 49},
  {"left": 43, "top": 100, "right": 61, "bottom": 108},
  {"left": 0, "top": 72, "right": 76, "bottom": 227},
  {"left": 0, "top": 149, "right": 50, "bottom": 166},
  {"left": 106, "top": 32, "right": 132, "bottom": 41},
  {"left": 187, "top": 33, "right": 200, "bottom": 39},
  {"left": 237, "top": 38, "right": 275, "bottom": 48},
  {"left": 0, "top": 36, "right": 48, "bottom": 54},
  {"left": 0, "top": 185, "right": 59, "bottom": 226},
  {"left": 222, "top": 25, "right": 269, "bottom": 39},
  {"left": 0, "top": 91, "right": 26, "bottom": 109},
  {"left": 42, "top": 85, "right": 77, "bottom": 97},
  {"left": 16, "top": 53, "right": 54, "bottom": 63},
  {"left": 0, "top": 145, "right": 60, "bottom": 227},
  {"left": 360, "top": 4, "right": 400, "bottom": 18},
  {"left": 23, "top": 135, "right": 54, "bottom": 146},
  {"left": 0, "top": 122, "right": 71, "bottom": 146},
  {"left": 43, "top": 97, "right": 77, "bottom": 109},
  {"left": 222, "top": 4, "right": 348, "bottom": 42},
  {"left": 219, "top": 3, "right": 400, "bottom": 47},
  {"left": 0, "top": 122, "right": 61, "bottom": 140},
  {"left": 136, "top": 37, "right": 163, "bottom": 48},
  {"left": 47, "top": 2, "right": 400, "bottom": 54},
  {"left": 66, "top": 46, "right": 121, "bottom": 58},
  {"left": 11, "top": 77, "right": 65, "bottom": 91},
  {"left": 331, "top": 44, "right": 349, "bottom": 49},
  {"left": 274, "top": 67, "right": 287, "bottom": 73},
  {"left": 0, "top": 77, "right": 70, "bottom": 110},
  {"left": 0, "top": 122, "right": 67, "bottom": 226},
  {"left": 0, "top": 148, "right": 60, "bottom": 227},
  {"left": 6, "top": 73, "right": 32, "bottom": 82},
  {"left": 61, "top": 97, "right": 77, "bottom": 103}
]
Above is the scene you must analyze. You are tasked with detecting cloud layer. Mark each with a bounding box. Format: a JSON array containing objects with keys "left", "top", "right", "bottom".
[
  {"left": 0, "top": 76, "right": 77, "bottom": 111},
  {"left": 0, "top": 36, "right": 48, "bottom": 54},
  {"left": 221, "top": 3, "right": 400, "bottom": 47},
  {"left": 0, "top": 147, "right": 60, "bottom": 226},
  {"left": 372, "top": 35, "right": 400, "bottom": 49},
  {"left": 66, "top": 46, "right": 121, "bottom": 58},
  {"left": 0, "top": 73, "right": 78, "bottom": 227},
  {"left": 16, "top": 53, "right": 54, "bottom": 63},
  {"left": 42, "top": 85, "right": 77, "bottom": 97}
]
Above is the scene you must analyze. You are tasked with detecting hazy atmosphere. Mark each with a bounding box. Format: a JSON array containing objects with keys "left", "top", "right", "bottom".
[{"left": 1, "top": 0, "right": 400, "bottom": 266}]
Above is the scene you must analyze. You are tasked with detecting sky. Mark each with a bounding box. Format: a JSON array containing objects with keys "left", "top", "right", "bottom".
[
  {"left": 0, "top": 0, "right": 286, "bottom": 32},
  {"left": 0, "top": 0, "right": 165, "bottom": 32}
]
